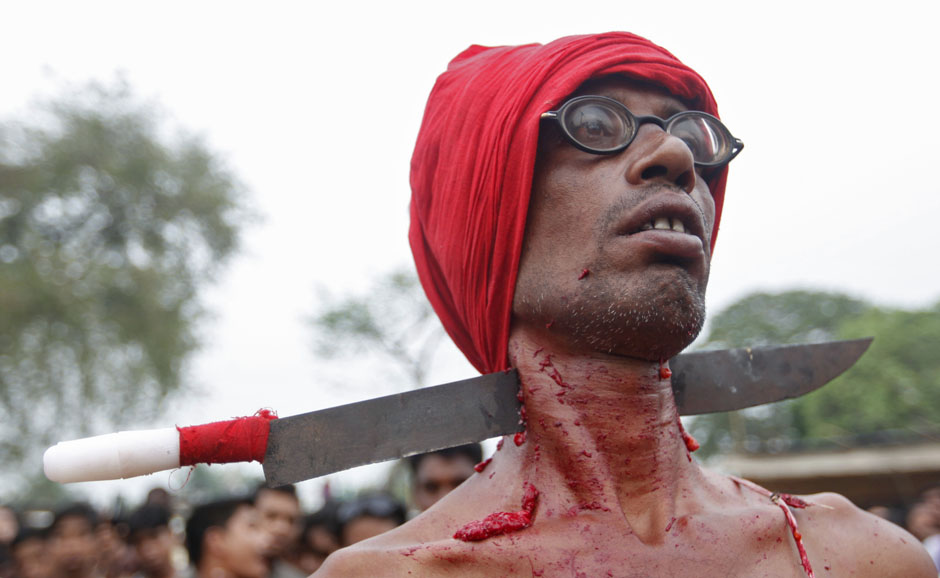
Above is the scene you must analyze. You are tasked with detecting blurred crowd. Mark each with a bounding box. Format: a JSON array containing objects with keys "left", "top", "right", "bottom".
[{"left": 0, "top": 443, "right": 482, "bottom": 578}]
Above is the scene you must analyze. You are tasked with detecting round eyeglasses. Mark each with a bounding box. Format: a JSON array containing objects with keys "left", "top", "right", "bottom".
[{"left": 540, "top": 95, "right": 743, "bottom": 168}]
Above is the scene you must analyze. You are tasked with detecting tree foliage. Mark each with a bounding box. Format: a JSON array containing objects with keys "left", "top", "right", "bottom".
[
  {"left": 0, "top": 80, "right": 247, "bottom": 482},
  {"left": 311, "top": 268, "right": 443, "bottom": 389},
  {"left": 690, "top": 290, "right": 940, "bottom": 457}
]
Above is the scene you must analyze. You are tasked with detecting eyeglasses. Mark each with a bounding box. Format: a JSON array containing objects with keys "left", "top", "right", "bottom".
[{"left": 541, "top": 95, "right": 743, "bottom": 168}]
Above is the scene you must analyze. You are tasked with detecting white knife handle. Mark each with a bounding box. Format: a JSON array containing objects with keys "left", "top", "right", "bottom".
[{"left": 43, "top": 428, "right": 180, "bottom": 483}]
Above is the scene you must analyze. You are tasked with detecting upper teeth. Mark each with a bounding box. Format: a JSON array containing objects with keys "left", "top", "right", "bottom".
[{"left": 642, "top": 217, "right": 687, "bottom": 233}]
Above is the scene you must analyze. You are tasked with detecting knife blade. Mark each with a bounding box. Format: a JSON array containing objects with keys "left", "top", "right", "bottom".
[{"left": 262, "top": 338, "right": 872, "bottom": 486}]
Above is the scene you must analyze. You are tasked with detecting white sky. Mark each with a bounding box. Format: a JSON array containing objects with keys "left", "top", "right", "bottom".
[{"left": 3, "top": 0, "right": 938, "bottom": 507}]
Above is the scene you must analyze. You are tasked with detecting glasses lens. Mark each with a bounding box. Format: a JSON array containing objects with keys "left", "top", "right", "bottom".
[
  {"left": 667, "top": 113, "right": 733, "bottom": 166},
  {"left": 560, "top": 97, "right": 635, "bottom": 153}
]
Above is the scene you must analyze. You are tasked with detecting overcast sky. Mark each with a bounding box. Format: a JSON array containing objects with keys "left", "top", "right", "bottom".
[{"left": 3, "top": 1, "right": 938, "bottom": 505}]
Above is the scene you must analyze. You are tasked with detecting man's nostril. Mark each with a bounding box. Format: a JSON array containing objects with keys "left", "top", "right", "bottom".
[{"left": 640, "top": 165, "right": 668, "bottom": 180}]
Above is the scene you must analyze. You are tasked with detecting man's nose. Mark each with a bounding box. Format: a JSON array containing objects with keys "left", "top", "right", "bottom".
[{"left": 624, "top": 125, "right": 696, "bottom": 193}]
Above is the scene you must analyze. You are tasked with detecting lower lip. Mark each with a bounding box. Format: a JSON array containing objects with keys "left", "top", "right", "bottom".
[{"left": 620, "top": 230, "right": 705, "bottom": 258}]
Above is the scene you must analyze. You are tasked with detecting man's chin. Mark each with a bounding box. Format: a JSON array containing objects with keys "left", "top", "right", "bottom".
[{"left": 577, "top": 291, "right": 706, "bottom": 360}]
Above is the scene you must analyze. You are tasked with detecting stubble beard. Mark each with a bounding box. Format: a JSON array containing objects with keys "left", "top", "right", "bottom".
[{"left": 517, "top": 266, "right": 707, "bottom": 361}]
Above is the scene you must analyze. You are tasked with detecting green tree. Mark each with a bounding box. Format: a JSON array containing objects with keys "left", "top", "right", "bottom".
[
  {"left": 311, "top": 268, "right": 443, "bottom": 389},
  {"left": 690, "top": 290, "right": 940, "bottom": 457},
  {"left": 0, "top": 79, "right": 247, "bottom": 492}
]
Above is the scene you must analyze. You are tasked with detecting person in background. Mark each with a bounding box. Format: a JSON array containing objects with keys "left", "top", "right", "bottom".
[
  {"left": 11, "top": 527, "right": 51, "bottom": 578},
  {"left": 297, "top": 503, "right": 341, "bottom": 575},
  {"left": 907, "top": 487, "right": 940, "bottom": 572},
  {"left": 47, "top": 503, "right": 102, "bottom": 578},
  {"left": 185, "top": 499, "right": 268, "bottom": 578},
  {"left": 0, "top": 506, "right": 19, "bottom": 548},
  {"left": 335, "top": 493, "right": 406, "bottom": 547},
  {"left": 96, "top": 514, "right": 133, "bottom": 578},
  {"left": 126, "top": 505, "right": 183, "bottom": 578},
  {"left": 252, "top": 485, "right": 304, "bottom": 578},
  {"left": 407, "top": 444, "right": 482, "bottom": 512}
]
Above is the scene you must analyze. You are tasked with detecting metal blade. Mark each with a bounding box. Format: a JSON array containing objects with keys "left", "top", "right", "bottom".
[
  {"left": 263, "top": 371, "right": 521, "bottom": 487},
  {"left": 263, "top": 338, "right": 872, "bottom": 485},
  {"left": 670, "top": 338, "right": 873, "bottom": 415}
]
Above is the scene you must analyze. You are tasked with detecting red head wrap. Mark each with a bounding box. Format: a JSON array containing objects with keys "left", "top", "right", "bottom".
[{"left": 409, "top": 32, "right": 728, "bottom": 374}]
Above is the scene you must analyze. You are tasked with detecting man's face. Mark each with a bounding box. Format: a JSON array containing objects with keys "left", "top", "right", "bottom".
[
  {"left": 513, "top": 77, "right": 716, "bottom": 361},
  {"left": 48, "top": 516, "right": 98, "bottom": 577},
  {"left": 255, "top": 489, "right": 301, "bottom": 558},
  {"left": 412, "top": 454, "right": 477, "bottom": 511},
  {"left": 13, "top": 536, "right": 51, "bottom": 578},
  {"left": 132, "top": 527, "right": 175, "bottom": 576},
  {"left": 212, "top": 505, "right": 269, "bottom": 578}
]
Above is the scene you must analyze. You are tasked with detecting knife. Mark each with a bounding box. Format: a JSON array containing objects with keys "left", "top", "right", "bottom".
[{"left": 43, "top": 338, "right": 872, "bottom": 486}]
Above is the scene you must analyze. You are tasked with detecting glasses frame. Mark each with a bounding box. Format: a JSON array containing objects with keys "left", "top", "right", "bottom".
[{"left": 540, "top": 95, "right": 744, "bottom": 168}]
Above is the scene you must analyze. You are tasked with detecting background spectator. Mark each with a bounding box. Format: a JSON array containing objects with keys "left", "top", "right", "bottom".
[
  {"left": 0, "top": 506, "right": 19, "bottom": 547},
  {"left": 96, "top": 515, "right": 133, "bottom": 578},
  {"left": 185, "top": 499, "right": 268, "bottom": 578},
  {"left": 407, "top": 444, "right": 482, "bottom": 512},
  {"left": 126, "top": 505, "right": 182, "bottom": 578},
  {"left": 907, "top": 487, "right": 940, "bottom": 572},
  {"left": 11, "top": 527, "right": 50, "bottom": 578},
  {"left": 297, "top": 502, "right": 341, "bottom": 574},
  {"left": 252, "top": 485, "right": 304, "bottom": 578},
  {"left": 47, "top": 503, "right": 101, "bottom": 578},
  {"left": 335, "top": 493, "right": 406, "bottom": 547}
]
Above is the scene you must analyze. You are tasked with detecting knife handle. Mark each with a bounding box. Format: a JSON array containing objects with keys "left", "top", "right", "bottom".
[{"left": 44, "top": 428, "right": 181, "bottom": 483}]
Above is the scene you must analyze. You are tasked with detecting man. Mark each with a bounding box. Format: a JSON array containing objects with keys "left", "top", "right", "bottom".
[
  {"left": 907, "top": 487, "right": 940, "bottom": 571},
  {"left": 316, "top": 32, "right": 934, "bottom": 576},
  {"left": 334, "top": 493, "right": 407, "bottom": 547},
  {"left": 11, "top": 527, "right": 52, "bottom": 578},
  {"left": 126, "top": 505, "right": 181, "bottom": 578},
  {"left": 253, "top": 485, "right": 305, "bottom": 578},
  {"left": 47, "top": 503, "right": 103, "bottom": 578},
  {"left": 185, "top": 499, "right": 268, "bottom": 578},
  {"left": 408, "top": 444, "right": 483, "bottom": 512}
]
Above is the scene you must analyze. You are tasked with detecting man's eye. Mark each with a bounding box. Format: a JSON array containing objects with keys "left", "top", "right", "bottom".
[
  {"left": 567, "top": 105, "right": 623, "bottom": 148},
  {"left": 580, "top": 119, "right": 613, "bottom": 137}
]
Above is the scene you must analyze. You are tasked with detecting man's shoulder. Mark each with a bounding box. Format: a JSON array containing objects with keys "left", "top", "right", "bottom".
[
  {"left": 802, "top": 492, "right": 936, "bottom": 577},
  {"left": 313, "top": 544, "right": 395, "bottom": 578},
  {"left": 312, "top": 524, "right": 443, "bottom": 577}
]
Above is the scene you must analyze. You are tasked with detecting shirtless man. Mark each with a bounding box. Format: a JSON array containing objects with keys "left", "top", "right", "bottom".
[{"left": 316, "top": 32, "right": 934, "bottom": 577}]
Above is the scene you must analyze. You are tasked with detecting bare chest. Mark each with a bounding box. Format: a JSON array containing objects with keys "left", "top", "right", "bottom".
[{"left": 398, "top": 512, "right": 814, "bottom": 578}]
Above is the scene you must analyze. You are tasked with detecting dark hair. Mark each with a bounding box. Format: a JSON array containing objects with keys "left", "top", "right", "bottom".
[
  {"left": 336, "top": 493, "right": 406, "bottom": 529},
  {"left": 185, "top": 498, "right": 252, "bottom": 566},
  {"left": 303, "top": 501, "right": 341, "bottom": 543},
  {"left": 12, "top": 526, "right": 46, "bottom": 547},
  {"left": 407, "top": 444, "right": 483, "bottom": 475},
  {"left": 253, "top": 482, "right": 298, "bottom": 503},
  {"left": 50, "top": 503, "right": 98, "bottom": 534},
  {"left": 127, "top": 505, "right": 170, "bottom": 541}
]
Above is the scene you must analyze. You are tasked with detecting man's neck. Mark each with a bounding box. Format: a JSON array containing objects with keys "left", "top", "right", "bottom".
[{"left": 490, "top": 327, "right": 703, "bottom": 543}]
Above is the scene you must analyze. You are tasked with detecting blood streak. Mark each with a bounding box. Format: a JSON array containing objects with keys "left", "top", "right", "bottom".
[
  {"left": 514, "top": 431, "right": 527, "bottom": 446},
  {"left": 578, "top": 268, "right": 590, "bottom": 280},
  {"left": 474, "top": 457, "right": 492, "bottom": 473},
  {"left": 677, "top": 417, "right": 700, "bottom": 453},
  {"left": 454, "top": 483, "right": 540, "bottom": 541},
  {"left": 731, "top": 477, "right": 817, "bottom": 578},
  {"left": 659, "top": 361, "right": 672, "bottom": 380},
  {"left": 664, "top": 517, "right": 677, "bottom": 532}
]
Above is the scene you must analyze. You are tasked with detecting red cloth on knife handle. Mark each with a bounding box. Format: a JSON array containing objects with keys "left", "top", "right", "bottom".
[{"left": 177, "top": 409, "right": 277, "bottom": 466}]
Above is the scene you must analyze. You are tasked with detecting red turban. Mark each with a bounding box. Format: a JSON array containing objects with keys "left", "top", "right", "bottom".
[{"left": 409, "top": 32, "right": 728, "bottom": 374}]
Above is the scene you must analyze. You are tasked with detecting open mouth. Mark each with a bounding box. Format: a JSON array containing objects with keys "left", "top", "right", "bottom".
[
  {"left": 616, "top": 198, "right": 707, "bottom": 245},
  {"left": 639, "top": 215, "right": 690, "bottom": 234}
]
